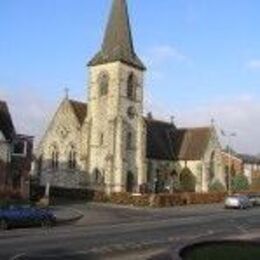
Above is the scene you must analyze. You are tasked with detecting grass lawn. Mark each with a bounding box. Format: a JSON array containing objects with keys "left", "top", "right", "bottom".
[{"left": 182, "top": 242, "right": 260, "bottom": 260}]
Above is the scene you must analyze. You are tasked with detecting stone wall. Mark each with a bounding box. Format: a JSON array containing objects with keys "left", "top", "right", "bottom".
[{"left": 37, "top": 99, "right": 88, "bottom": 189}]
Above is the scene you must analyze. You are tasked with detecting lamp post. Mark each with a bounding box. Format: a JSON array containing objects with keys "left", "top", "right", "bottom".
[{"left": 221, "top": 130, "right": 236, "bottom": 195}]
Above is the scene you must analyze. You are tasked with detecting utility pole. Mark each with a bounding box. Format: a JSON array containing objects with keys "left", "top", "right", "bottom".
[
  {"left": 221, "top": 130, "right": 237, "bottom": 195},
  {"left": 222, "top": 131, "right": 236, "bottom": 195}
]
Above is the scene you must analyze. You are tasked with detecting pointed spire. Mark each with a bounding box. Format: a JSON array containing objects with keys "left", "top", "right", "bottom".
[{"left": 88, "top": 0, "right": 146, "bottom": 70}]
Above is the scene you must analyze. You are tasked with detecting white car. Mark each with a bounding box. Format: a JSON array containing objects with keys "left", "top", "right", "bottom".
[{"left": 224, "top": 194, "right": 252, "bottom": 209}]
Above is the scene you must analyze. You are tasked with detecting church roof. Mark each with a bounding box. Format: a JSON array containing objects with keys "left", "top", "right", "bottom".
[
  {"left": 177, "top": 127, "right": 212, "bottom": 160},
  {"left": 0, "top": 100, "right": 15, "bottom": 141},
  {"left": 88, "top": 0, "right": 146, "bottom": 71},
  {"left": 69, "top": 100, "right": 87, "bottom": 125},
  {"left": 145, "top": 118, "right": 179, "bottom": 161},
  {"left": 145, "top": 118, "right": 212, "bottom": 161}
]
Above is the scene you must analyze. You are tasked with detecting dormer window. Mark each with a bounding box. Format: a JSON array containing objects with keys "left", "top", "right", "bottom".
[
  {"left": 127, "top": 73, "right": 137, "bottom": 100},
  {"left": 98, "top": 71, "right": 109, "bottom": 96}
]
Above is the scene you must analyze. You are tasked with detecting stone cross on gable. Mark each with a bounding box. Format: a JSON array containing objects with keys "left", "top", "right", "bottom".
[
  {"left": 64, "top": 87, "right": 70, "bottom": 99},
  {"left": 210, "top": 118, "right": 215, "bottom": 127}
]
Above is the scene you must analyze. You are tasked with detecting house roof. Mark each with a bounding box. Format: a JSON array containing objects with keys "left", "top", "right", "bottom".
[
  {"left": 88, "top": 0, "right": 146, "bottom": 70},
  {"left": 69, "top": 100, "right": 87, "bottom": 125},
  {"left": 145, "top": 118, "right": 212, "bottom": 161},
  {"left": 0, "top": 100, "right": 15, "bottom": 141},
  {"left": 237, "top": 154, "right": 260, "bottom": 165}
]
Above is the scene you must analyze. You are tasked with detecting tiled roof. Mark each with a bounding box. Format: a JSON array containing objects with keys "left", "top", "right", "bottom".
[
  {"left": 145, "top": 119, "right": 179, "bottom": 160},
  {"left": 88, "top": 0, "right": 146, "bottom": 70},
  {"left": 145, "top": 118, "right": 212, "bottom": 161},
  {"left": 69, "top": 100, "right": 87, "bottom": 125},
  {"left": 0, "top": 100, "right": 15, "bottom": 141},
  {"left": 178, "top": 127, "right": 211, "bottom": 160}
]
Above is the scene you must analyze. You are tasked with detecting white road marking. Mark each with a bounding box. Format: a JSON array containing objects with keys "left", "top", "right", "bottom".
[{"left": 10, "top": 253, "right": 26, "bottom": 260}]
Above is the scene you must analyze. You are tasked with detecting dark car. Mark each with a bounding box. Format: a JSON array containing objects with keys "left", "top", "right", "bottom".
[{"left": 0, "top": 206, "right": 56, "bottom": 230}]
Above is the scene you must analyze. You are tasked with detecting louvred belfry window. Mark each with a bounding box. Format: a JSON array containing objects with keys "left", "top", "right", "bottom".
[
  {"left": 127, "top": 73, "right": 137, "bottom": 100},
  {"left": 98, "top": 72, "right": 109, "bottom": 96}
]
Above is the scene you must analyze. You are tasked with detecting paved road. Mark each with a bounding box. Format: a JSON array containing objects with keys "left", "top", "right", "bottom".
[{"left": 1, "top": 203, "right": 260, "bottom": 259}]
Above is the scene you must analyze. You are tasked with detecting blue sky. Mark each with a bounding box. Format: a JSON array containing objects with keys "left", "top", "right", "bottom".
[{"left": 0, "top": 0, "right": 260, "bottom": 154}]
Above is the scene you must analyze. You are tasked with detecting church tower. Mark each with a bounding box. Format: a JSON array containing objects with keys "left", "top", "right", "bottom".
[{"left": 86, "top": 0, "right": 146, "bottom": 193}]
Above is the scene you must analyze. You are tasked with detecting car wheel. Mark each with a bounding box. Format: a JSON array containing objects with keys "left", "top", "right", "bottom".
[
  {"left": 41, "top": 219, "right": 52, "bottom": 228},
  {"left": 0, "top": 219, "right": 8, "bottom": 230}
]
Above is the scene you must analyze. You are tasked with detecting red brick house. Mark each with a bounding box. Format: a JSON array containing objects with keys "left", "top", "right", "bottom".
[{"left": 0, "top": 100, "right": 34, "bottom": 199}]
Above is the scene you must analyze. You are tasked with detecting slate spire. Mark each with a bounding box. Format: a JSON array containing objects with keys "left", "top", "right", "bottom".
[{"left": 88, "top": 0, "right": 146, "bottom": 70}]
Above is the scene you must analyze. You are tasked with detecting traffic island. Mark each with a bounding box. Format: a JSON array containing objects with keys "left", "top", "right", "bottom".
[{"left": 179, "top": 240, "right": 260, "bottom": 260}]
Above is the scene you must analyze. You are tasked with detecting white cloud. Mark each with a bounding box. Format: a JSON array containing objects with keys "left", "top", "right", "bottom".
[
  {"left": 0, "top": 86, "right": 56, "bottom": 145},
  {"left": 246, "top": 59, "right": 260, "bottom": 70},
  {"left": 152, "top": 45, "right": 188, "bottom": 62},
  {"left": 144, "top": 45, "right": 190, "bottom": 67},
  {"left": 145, "top": 94, "right": 260, "bottom": 155}
]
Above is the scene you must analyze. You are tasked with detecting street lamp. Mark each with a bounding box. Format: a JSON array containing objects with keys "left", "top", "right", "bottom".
[{"left": 221, "top": 130, "right": 237, "bottom": 195}]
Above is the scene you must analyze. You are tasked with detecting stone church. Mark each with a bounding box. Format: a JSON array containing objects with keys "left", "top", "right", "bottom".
[{"left": 35, "top": 0, "right": 225, "bottom": 193}]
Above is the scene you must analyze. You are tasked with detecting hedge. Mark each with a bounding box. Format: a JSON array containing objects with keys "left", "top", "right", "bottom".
[
  {"left": 92, "top": 191, "right": 227, "bottom": 207},
  {"left": 0, "top": 189, "right": 22, "bottom": 200},
  {"left": 30, "top": 185, "right": 228, "bottom": 208}
]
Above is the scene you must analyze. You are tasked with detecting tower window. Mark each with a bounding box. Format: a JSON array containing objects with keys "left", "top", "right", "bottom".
[
  {"left": 100, "top": 133, "right": 104, "bottom": 146},
  {"left": 127, "top": 73, "right": 137, "bottom": 100},
  {"left": 127, "top": 132, "right": 133, "bottom": 150},
  {"left": 98, "top": 72, "right": 109, "bottom": 96}
]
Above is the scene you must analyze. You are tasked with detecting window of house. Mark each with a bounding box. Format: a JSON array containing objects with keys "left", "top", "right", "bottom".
[
  {"left": 12, "top": 140, "right": 27, "bottom": 157},
  {"left": 98, "top": 72, "right": 109, "bottom": 97},
  {"left": 127, "top": 73, "right": 137, "bottom": 100}
]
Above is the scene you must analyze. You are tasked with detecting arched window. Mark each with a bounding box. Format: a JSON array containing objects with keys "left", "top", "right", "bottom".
[
  {"left": 127, "top": 73, "right": 137, "bottom": 100},
  {"left": 51, "top": 146, "right": 59, "bottom": 170},
  {"left": 98, "top": 72, "right": 109, "bottom": 96},
  {"left": 100, "top": 133, "right": 104, "bottom": 146},
  {"left": 68, "top": 145, "right": 77, "bottom": 170},
  {"left": 126, "top": 171, "right": 134, "bottom": 193},
  {"left": 209, "top": 151, "right": 215, "bottom": 183},
  {"left": 127, "top": 132, "right": 132, "bottom": 150},
  {"left": 93, "top": 168, "right": 104, "bottom": 184}
]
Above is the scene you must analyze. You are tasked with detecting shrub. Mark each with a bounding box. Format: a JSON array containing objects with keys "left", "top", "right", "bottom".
[
  {"left": 209, "top": 180, "right": 226, "bottom": 192},
  {"left": 231, "top": 174, "right": 249, "bottom": 192},
  {"left": 172, "top": 178, "right": 182, "bottom": 192},
  {"left": 250, "top": 177, "right": 260, "bottom": 192},
  {"left": 180, "top": 167, "right": 196, "bottom": 192}
]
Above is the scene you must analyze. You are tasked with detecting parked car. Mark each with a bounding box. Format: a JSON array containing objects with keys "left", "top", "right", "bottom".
[
  {"left": 247, "top": 193, "right": 260, "bottom": 206},
  {"left": 224, "top": 194, "right": 252, "bottom": 209},
  {"left": 0, "top": 206, "right": 56, "bottom": 230}
]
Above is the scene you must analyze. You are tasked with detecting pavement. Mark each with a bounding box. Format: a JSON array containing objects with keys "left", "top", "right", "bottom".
[
  {"left": 51, "top": 206, "right": 84, "bottom": 224},
  {"left": 1, "top": 202, "right": 260, "bottom": 260}
]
